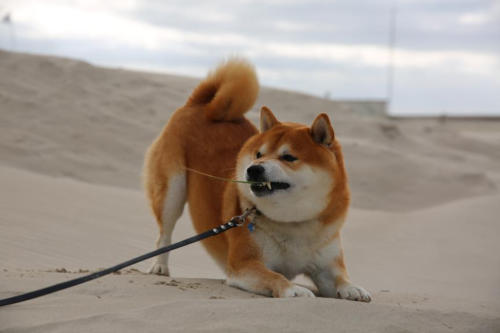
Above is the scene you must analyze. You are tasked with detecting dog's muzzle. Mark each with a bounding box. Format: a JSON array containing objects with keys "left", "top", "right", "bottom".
[{"left": 246, "top": 165, "right": 290, "bottom": 197}]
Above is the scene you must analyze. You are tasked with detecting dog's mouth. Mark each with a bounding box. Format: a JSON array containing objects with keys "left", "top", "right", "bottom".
[{"left": 250, "top": 181, "right": 290, "bottom": 197}]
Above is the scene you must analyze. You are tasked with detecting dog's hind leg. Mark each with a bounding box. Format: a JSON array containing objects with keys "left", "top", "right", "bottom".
[{"left": 144, "top": 139, "right": 186, "bottom": 276}]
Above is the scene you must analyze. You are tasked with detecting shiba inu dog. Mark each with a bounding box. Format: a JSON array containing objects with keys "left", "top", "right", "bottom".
[{"left": 144, "top": 58, "right": 371, "bottom": 301}]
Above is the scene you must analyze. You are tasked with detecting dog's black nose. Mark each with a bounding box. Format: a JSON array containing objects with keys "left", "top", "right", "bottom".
[{"left": 246, "top": 165, "right": 265, "bottom": 180}]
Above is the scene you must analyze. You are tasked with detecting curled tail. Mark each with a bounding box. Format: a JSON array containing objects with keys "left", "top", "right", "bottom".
[{"left": 186, "top": 58, "right": 259, "bottom": 121}]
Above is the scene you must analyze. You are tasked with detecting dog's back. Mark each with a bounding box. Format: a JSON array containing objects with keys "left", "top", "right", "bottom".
[{"left": 144, "top": 59, "right": 259, "bottom": 274}]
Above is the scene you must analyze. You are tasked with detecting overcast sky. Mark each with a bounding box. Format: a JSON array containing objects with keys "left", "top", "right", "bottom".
[{"left": 1, "top": 0, "right": 499, "bottom": 115}]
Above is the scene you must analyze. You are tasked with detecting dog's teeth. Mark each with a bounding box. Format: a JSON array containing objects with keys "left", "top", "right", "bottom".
[{"left": 266, "top": 182, "right": 272, "bottom": 190}]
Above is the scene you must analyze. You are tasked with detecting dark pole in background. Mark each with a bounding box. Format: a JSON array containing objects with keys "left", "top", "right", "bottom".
[
  {"left": 386, "top": 3, "right": 397, "bottom": 115},
  {"left": 2, "top": 11, "right": 15, "bottom": 51}
]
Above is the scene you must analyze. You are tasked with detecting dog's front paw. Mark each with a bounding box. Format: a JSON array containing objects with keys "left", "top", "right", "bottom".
[
  {"left": 280, "top": 285, "right": 316, "bottom": 298},
  {"left": 148, "top": 262, "right": 170, "bottom": 276},
  {"left": 337, "top": 283, "right": 371, "bottom": 302}
]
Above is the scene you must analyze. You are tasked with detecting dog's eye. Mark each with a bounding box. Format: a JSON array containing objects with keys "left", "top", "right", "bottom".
[
  {"left": 256, "top": 151, "right": 262, "bottom": 159},
  {"left": 280, "top": 154, "right": 297, "bottom": 162}
]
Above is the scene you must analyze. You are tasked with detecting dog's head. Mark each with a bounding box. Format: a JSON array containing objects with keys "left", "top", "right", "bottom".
[{"left": 236, "top": 106, "right": 350, "bottom": 223}]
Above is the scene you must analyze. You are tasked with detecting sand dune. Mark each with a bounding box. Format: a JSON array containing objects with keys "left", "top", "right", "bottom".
[
  {"left": 1, "top": 50, "right": 500, "bottom": 332},
  {"left": 1, "top": 50, "right": 498, "bottom": 211}
]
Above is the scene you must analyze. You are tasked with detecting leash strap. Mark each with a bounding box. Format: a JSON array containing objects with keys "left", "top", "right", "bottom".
[{"left": 0, "top": 209, "right": 254, "bottom": 307}]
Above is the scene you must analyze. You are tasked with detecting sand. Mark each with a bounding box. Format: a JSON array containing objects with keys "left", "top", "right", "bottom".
[{"left": 1, "top": 50, "right": 499, "bottom": 332}]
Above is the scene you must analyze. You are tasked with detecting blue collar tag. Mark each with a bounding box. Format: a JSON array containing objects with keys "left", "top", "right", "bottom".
[{"left": 247, "top": 221, "right": 255, "bottom": 232}]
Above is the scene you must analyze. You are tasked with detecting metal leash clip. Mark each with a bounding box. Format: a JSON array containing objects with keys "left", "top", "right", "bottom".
[
  {"left": 213, "top": 207, "right": 256, "bottom": 234},
  {"left": 230, "top": 207, "right": 256, "bottom": 227},
  {"left": 234, "top": 207, "right": 256, "bottom": 226}
]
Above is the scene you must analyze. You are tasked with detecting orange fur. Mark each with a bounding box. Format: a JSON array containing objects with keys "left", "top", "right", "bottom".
[
  {"left": 144, "top": 58, "right": 259, "bottom": 270},
  {"left": 144, "top": 58, "right": 370, "bottom": 301},
  {"left": 187, "top": 58, "right": 259, "bottom": 121}
]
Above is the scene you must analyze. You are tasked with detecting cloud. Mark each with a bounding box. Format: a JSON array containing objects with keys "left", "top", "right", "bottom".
[
  {"left": 459, "top": 12, "right": 489, "bottom": 25},
  {"left": 1, "top": 0, "right": 499, "bottom": 115},
  {"left": 9, "top": 1, "right": 498, "bottom": 73}
]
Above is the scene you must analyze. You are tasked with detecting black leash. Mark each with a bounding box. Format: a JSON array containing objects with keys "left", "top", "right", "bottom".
[{"left": 0, "top": 208, "right": 255, "bottom": 307}]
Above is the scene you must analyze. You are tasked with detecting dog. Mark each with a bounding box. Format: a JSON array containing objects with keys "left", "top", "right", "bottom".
[{"left": 143, "top": 58, "right": 371, "bottom": 301}]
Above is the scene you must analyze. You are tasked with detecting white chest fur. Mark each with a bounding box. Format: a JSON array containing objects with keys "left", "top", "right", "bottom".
[{"left": 250, "top": 216, "right": 342, "bottom": 280}]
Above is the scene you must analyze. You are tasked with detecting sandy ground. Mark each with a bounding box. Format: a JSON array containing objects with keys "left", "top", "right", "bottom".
[{"left": 1, "top": 50, "right": 500, "bottom": 332}]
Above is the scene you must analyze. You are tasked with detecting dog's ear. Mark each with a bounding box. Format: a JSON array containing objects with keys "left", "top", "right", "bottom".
[
  {"left": 311, "top": 113, "right": 335, "bottom": 147},
  {"left": 260, "top": 106, "right": 280, "bottom": 132}
]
